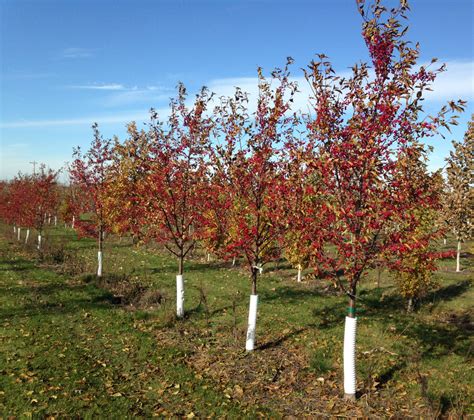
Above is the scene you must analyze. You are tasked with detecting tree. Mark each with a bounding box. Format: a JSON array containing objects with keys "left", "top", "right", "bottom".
[
  {"left": 11, "top": 167, "right": 60, "bottom": 250},
  {"left": 105, "top": 123, "right": 151, "bottom": 244},
  {"left": 304, "top": 0, "right": 465, "bottom": 399},
  {"left": 200, "top": 172, "right": 232, "bottom": 263},
  {"left": 7, "top": 175, "right": 29, "bottom": 242},
  {"left": 145, "top": 85, "right": 214, "bottom": 318},
  {"left": 70, "top": 124, "right": 112, "bottom": 277},
  {"left": 386, "top": 149, "right": 445, "bottom": 311},
  {"left": 58, "top": 184, "right": 79, "bottom": 229},
  {"left": 445, "top": 115, "right": 474, "bottom": 272},
  {"left": 279, "top": 138, "right": 329, "bottom": 283},
  {"left": 210, "top": 61, "right": 298, "bottom": 351}
]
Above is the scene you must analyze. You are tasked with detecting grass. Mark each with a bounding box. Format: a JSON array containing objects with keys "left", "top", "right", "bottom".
[{"left": 1, "top": 223, "right": 473, "bottom": 417}]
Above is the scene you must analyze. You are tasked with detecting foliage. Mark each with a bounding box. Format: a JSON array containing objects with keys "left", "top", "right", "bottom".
[
  {"left": 6, "top": 166, "right": 59, "bottom": 235},
  {"left": 144, "top": 85, "right": 214, "bottom": 274},
  {"left": 445, "top": 114, "right": 474, "bottom": 242},
  {"left": 105, "top": 123, "right": 151, "bottom": 244},
  {"left": 70, "top": 123, "right": 113, "bottom": 242},
  {"left": 210, "top": 60, "right": 298, "bottom": 292},
  {"left": 303, "top": 0, "right": 465, "bottom": 310}
]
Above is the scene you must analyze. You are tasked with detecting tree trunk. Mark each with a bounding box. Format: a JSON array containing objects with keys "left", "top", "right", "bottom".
[
  {"left": 251, "top": 268, "right": 257, "bottom": 295},
  {"left": 407, "top": 297, "right": 414, "bottom": 313},
  {"left": 232, "top": 256, "right": 236, "bottom": 266},
  {"left": 456, "top": 240, "right": 461, "bottom": 272},
  {"left": 37, "top": 234, "right": 42, "bottom": 250},
  {"left": 97, "top": 227, "right": 103, "bottom": 277},
  {"left": 246, "top": 268, "right": 259, "bottom": 351},
  {"left": 25, "top": 229, "right": 30, "bottom": 244},
  {"left": 207, "top": 253, "right": 211, "bottom": 262},
  {"left": 176, "top": 253, "right": 185, "bottom": 318},
  {"left": 54, "top": 216, "right": 57, "bottom": 226},
  {"left": 344, "top": 288, "right": 357, "bottom": 400},
  {"left": 297, "top": 264, "right": 302, "bottom": 282},
  {"left": 13, "top": 226, "right": 16, "bottom": 234},
  {"left": 17, "top": 227, "right": 21, "bottom": 242},
  {"left": 443, "top": 238, "right": 447, "bottom": 246},
  {"left": 377, "top": 266, "right": 381, "bottom": 288}
]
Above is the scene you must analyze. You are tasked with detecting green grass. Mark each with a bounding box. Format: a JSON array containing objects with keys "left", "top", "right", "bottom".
[
  {"left": 1, "top": 224, "right": 473, "bottom": 417},
  {"left": 0, "top": 238, "right": 266, "bottom": 417}
]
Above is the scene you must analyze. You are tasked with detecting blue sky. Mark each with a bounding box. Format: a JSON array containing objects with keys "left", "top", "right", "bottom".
[{"left": 1, "top": 0, "right": 473, "bottom": 179}]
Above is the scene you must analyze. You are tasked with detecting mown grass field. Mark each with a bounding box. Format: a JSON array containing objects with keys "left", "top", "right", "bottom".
[{"left": 0, "top": 224, "right": 472, "bottom": 417}]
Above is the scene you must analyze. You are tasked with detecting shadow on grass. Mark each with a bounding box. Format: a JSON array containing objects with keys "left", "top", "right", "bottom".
[
  {"left": 402, "top": 321, "right": 472, "bottom": 359},
  {"left": 0, "top": 255, "right": 38, "bottom": 271},
  {"left": 0, "top": 280, "right": 117, "bottom": 320},
  {"left": 424, "top": 279, "right": 471, "bottom": 306},
  {"left": 263, "top": 261, "right": 294, "bottom": 273},
  {"left": 260, "top": 285, "right": 325, "bottom": 303},
  {"left": 257, "top": 327, "right": 306, "bottom": 350},
  {"left": 0, "top": 296, "right": 116, "bottom": 320},
  {"left": 376, "top": 360, "right": 407, "bottom": 388},
  {"left": 310, "top": 303, "right": 344, "bottom": 330},
  {"left": 358, "top": 279, "right": 471, "bottom": 317},
  {"left": 147, "top": 260, "right": 208, "bottom": 275}
]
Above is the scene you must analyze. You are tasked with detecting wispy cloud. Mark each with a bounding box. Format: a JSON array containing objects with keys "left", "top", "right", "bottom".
[
  {"left": 66, "top": 83, "right": 173, "bottom": 106},
  {"left": 206, "top": 59, "right": 473, "bottom": 114},
  {"left": 424, "top": 60, "right": 474, "bottom": 102},
  {"left": 69, "top": 83, "right": 125, "bottom": 91},
  {"left": 0, "top": 111, "right": 155, "bottom": 129},
  {"left": 2, "top": 59, "right": 470, "bottom": 130},
  {"left": 61, "top": 47, "right": 96, "bottom": 59},
  {"left": 104, "top": 86, "right": 172, "bottom": 107}
]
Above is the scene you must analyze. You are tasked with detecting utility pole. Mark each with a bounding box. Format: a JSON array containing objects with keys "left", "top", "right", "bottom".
[{"left": 30, "top": 161, "right": 38, "bottom": 175}]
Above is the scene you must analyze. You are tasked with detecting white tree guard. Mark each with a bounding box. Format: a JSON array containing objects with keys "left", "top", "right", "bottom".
[
  {"left": 13, "top": 226, "right": 16, "bottom": 234},
  {"left": 343, "top": 316, "right": 357, "bottom": 398},
  {"left": 297, "top": 264, "right": 302, "bottom": 282},
  {"left": 25, "top": 229, "right": 30, "bottom": 244},
  {"left": 176, "top": 274, "right": 184, "bottom": 318},
  {"left": 97, "top": 251, "right": 103, "bottom": 277},
  {"left": 54, "top": 216, "right": 57, "bottom": 226},
  {"left": 17, "top": 228, "right": 21, "bottom": 241},
  {"left": 37, "top": 234, "right": 42, "bottom": 250},
  {"left": 245, "top": 294, "right": 259, "bottom": 351},
  {"left": 456, "top": 241, "right": 461, "bottom": 272},
  {"left": 72, "top": 216, "right": 75, "bottom": 229}
]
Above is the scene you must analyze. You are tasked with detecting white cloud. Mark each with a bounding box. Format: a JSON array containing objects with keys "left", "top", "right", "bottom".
[
  {"left": 66, "top": 83, "right": 173, "bottom": 106},
  {"left": 0, "top": 112, "right": 153, "bottom": 129},
  {"left": 61, "top": 47, "right": 95, "bottom": 59},
  {"left": 207, "top": 60, "right": 473, "bottom": 112},
  {"left": 1, "top": 59, "right": 470, "bottom": 130},
  {"left": 423, "top": 60, "right": 474, "bottom": 102},
  {"left": 69, "top": 83, "right": 125, "bottom": 91},
  {"left": 104, "top": 87, "right": 171, "bottom": 107}
]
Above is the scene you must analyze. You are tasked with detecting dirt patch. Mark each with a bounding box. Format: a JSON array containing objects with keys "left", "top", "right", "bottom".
[
  {"left": 149, "top": 325, "right": 438, "bottom": 417},
  {"left": 89, "top": 274, "right": 166, "bottom": 309}
]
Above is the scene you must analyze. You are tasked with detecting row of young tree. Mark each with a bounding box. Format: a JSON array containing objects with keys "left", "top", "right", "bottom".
[{"left": 1, "top": 0, "right": 472, "bottom": 400}]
